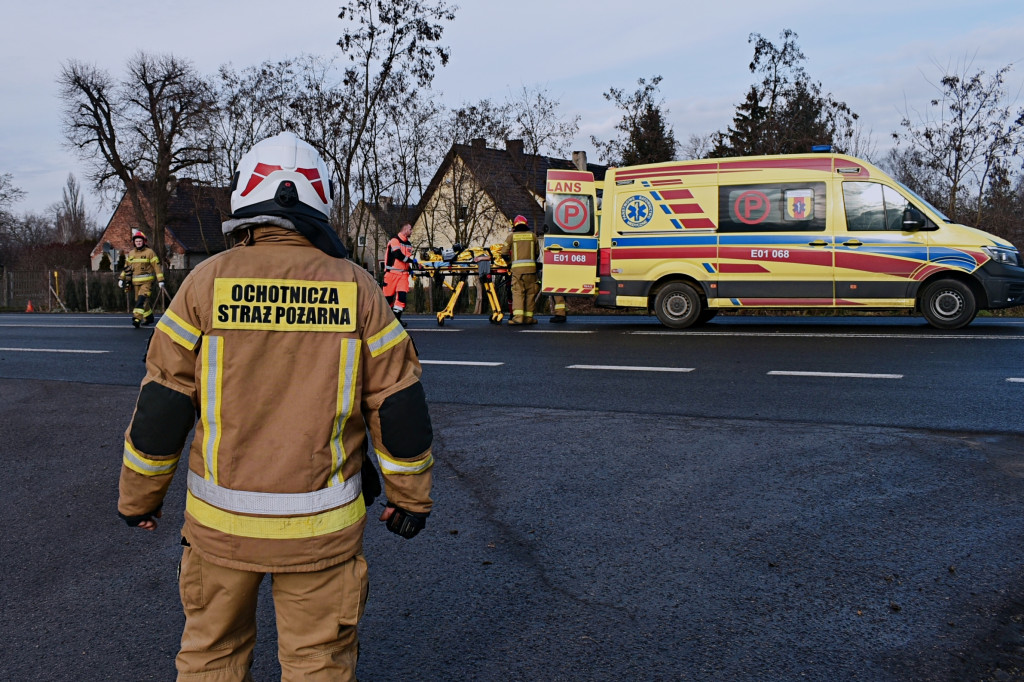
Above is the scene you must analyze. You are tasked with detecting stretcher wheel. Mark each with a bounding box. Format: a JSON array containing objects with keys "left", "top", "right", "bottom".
[{"left": 437, "top": 316, "right": 445, "bottom": 327}]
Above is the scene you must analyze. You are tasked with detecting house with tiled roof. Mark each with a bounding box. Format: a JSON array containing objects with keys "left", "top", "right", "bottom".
[
  {"left": 346, "top": 196, "right": 417, "bottom": 278},
  {"left": 90, "top": 179, "right": 230, "bottom": 271},
  {"left": 412, "top": 139, "right": 607, "bottom": 253}
]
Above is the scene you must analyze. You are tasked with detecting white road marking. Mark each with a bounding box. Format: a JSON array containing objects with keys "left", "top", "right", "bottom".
[
  {"left": 632, "top": 330, "right": 1023, "bottom": 340},
  {"left": 407, "top": 328, "right": 461, "bottom": 332},
  {"left": 0, "top": 323, "right": 132, "bottom": 328},
  {"left": 768, "top": 370, "right": 903, "bottom": 379},
  {"left": 0, "top": 347, "right": 108, "bottom": 354},
  {"left": 520, "top": 330, "right": 594, "bottom": 334},
  {"left": 568, "top": 364, "right": 695, "bottom": 373},
  {"left": 1007, "top": 378, "right": 1024, "bottom": 383},
  {"left": 420, "top": 360, "right": 503, "bottom": 366}
]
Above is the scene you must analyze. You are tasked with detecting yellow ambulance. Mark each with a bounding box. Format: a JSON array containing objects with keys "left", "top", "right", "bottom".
[{"left": 541, "top": 152, "right": 1024, "bottom": 329}]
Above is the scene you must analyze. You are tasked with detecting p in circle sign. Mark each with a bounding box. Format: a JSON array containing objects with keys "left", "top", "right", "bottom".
[{"left": 554, "top": 198, "right": 590, "bottom": 233}]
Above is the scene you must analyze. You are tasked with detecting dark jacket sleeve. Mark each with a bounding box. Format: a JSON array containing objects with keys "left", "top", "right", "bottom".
[{"left": 117, "top": 276, "right": 201, "bottom": 516}]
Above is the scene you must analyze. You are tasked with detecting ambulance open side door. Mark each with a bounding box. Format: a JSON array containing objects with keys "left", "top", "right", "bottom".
[{"left": 542, "top": 170, "right": 599, "bottom": 297}]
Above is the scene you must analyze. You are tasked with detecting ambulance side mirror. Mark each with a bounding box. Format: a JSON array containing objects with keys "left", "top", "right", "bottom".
[
  {"left": 902, "top": 207, "right": 931, "bottom": 231},
  {"left": 905, "top": 206, "right": 937, "bottom": 231}
]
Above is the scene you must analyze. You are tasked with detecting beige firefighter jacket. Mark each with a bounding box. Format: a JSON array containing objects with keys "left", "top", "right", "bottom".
[
  {"left": 118, "top": 226, "right": 434, "bottom": 573},
  {"left": 500, "top": 230, "right": 538, "bottom": 274},
  {"left": 120, "top": 246, "right": 165, "bottom": 285}
]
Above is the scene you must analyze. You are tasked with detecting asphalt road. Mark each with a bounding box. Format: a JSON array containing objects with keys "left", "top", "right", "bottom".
[{"left": 1, "top": 311, "right": 1023, "bottom": 681}]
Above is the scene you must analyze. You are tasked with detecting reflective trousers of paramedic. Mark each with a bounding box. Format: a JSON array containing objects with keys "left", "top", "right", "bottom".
[
  {"left": 175, "top": 546, "right": 369, "bottom": 682},
  {"left": 382, "top": 270, "right": 410, "bottom": 312},
  {"left": 132, "top": 281, "right": 154, "bottom": 322},
  {"left": 510, "top": 270, "right": 538, "bottom": 324},
  {"left": 548, "top": 294, "right": 566, "bottom": 319}
]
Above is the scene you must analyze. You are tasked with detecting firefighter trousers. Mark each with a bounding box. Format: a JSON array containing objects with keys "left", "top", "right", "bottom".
[
  {"left": 175, "top": 546, "right": 369, "bottom": 681},
  {"left": 131, "top": 281, "right": 154, "bottom": 322},
  {"left": 509, "top": 270, "right": 538, "bottom": 324}
]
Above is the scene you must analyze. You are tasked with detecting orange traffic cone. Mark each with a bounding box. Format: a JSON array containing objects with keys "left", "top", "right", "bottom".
[{"left": 25, "top": 300, "right": 34, "bottom": 313}]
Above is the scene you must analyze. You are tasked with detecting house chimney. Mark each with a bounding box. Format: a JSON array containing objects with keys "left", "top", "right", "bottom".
[
  {"left": 505, "top": 139, "right": 524, "bottom": 156},
  {"left": 379, "top": 196, "right": 392, "bottom": 209},
  {"left": 471, "top": 137, "right": 486, "bottom": 149},
  {"left": 572, "top": 151, "right": 588, "bottom": 171}
]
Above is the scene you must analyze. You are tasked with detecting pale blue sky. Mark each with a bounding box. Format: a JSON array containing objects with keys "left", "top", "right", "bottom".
[{"left": 1, "top": 0, "right": 1022, "bottom": 220}]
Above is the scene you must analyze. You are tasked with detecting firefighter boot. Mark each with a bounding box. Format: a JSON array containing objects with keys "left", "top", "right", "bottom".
[
  {"left": 394, "top": 309, "right": 407, "bottom": 328},
  {"left": 549, "top": 315, "right": 567, "bottom": 323},
  {"left": 132, "top": 318, "right": 141, "bottom": 328}
]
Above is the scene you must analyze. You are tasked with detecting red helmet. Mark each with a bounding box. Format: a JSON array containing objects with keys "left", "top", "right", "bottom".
[
  {"left": 131, "top": 230, "right": 147, "bottom": 245},
  {"left": 513, "top": 215, "right": 528, "bottom": 227}
]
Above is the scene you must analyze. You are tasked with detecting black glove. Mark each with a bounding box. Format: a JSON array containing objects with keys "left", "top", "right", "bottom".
[
  {"left": 118, "top": 504, "right": 161, "bottom": 527},
  {"left": 384, "top": 503, "right": 428, "bottom": 539}
]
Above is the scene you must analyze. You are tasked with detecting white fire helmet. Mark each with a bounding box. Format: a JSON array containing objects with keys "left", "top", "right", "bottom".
[{"left": 229, "top": 131, "right": 333, "bottom": 222}]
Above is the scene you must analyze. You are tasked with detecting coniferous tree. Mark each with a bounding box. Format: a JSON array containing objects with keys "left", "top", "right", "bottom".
[
  {"left": 713, "top": 30, "right": 857, "bottom": 157},
  {"left": 592, "top": 75, "right": 678, "bottom": 166}
]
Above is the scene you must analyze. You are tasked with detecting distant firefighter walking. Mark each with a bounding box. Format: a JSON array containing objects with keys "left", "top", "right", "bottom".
[{"left": 118, "top": 229, "right": 164, "bottom": 327}]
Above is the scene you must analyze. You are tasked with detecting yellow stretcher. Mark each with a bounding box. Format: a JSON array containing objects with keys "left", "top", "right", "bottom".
[{"left": 414, "top": 244, "right": 509, "bottom": 326}]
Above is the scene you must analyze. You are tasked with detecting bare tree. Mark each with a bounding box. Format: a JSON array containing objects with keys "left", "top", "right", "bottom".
[
  {"left": 506, "top": 85, "right": 580, "bottom": 157},
  {"left": 0, "top": 174, "right": 26, "bottom": 267},
  {"left": 59, "top": 52, "right": 217, "bottom": 260},
  {"left": 211, "top": 59, "right": 300, "bottom": 185},
  {"left": 895, "top": 58, "right": 1024, "bottom": 223},
  {"left": 52, "top": 174, "right": 94, "bottom": 243},
  {"left": 0, "top": 173, "right": 25, "bottom": 224},
  {"left": 334, "top": 0, "right": 456, "bottom": 235}
]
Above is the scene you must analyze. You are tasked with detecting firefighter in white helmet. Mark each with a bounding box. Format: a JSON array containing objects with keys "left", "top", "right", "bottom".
[
  {"left": 118, "top": 229, "right": 164, "bottom": 327},
  {"left": 116, "top": 131, "right": 434, "bottom": 681}
]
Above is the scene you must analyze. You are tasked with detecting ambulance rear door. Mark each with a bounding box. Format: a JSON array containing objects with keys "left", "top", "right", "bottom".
[{"left": 542, "top": 170, "right": 599, "bottom": 297}]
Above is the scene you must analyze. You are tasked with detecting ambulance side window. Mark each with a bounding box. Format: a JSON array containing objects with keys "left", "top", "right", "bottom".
[
  {"left": 843, "top": 182, "right": 886, "bottom": 231},
  {"left": 844, "top": 182, "right": 926, "bottom": 231},
  {"left": 883, "top": 186, "right": 911, "bottom": 231},
  {"left": 717, "top": 182, "right": 826, "bottom": 233}
]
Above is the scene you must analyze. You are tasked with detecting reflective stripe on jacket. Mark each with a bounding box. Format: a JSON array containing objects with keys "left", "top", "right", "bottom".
[
  {"left": 385, "top": 236, "right": 414, "bottom": 272},
  {"left": 120, "top": 246, "right": 164, "bottom": 284},
  {"left": 117, "top": 226, "right": 433, "bottom": 573},
  {"left": 501, "top": 231, "right": 538, "bottom": 273}
]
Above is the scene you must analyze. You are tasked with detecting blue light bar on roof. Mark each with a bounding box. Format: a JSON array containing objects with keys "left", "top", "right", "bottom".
[{"left": 811, "top": 145, "right": 833, "bottom": 153}]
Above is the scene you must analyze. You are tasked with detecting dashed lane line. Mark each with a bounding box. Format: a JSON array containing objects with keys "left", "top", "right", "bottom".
[
  {"left": 768, "top": 370, "right": 903, "bottom": 379},
  {"left": 0, "top": 347, "right": 108, "bottom": 354},
  {"left": 568, "top": 364, "right": 695, "bottom": 373},
  {"left": 631, "top": 330, "right": 1023, "bottom": 340},
  {"left": 1007, "top": 378, "right": 1024, "bottom": 383},
  {"left": 0, "top": 323, "right": 132, "bottom": 329},
  {"left": 520, "top": 330, "right": 594, "bottom": 334},
  {"left": 420, "top": 360, "right": 503, "bottom": 367}
]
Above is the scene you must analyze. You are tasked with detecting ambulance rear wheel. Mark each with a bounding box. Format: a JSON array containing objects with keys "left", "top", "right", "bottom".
[
  {"left": 920, "top": 279, "right": 977, "bottom": 329},
  {"left": 654, "top": 282, "right": 702, "bottom": 329}
]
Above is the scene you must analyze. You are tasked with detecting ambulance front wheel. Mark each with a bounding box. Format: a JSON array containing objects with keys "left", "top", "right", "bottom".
[
  {"left": 920, "top": 279, "right": 977, "bottom": 329},
  {"left": 654, "top": 282, "right": 703, "bottom": 329}
]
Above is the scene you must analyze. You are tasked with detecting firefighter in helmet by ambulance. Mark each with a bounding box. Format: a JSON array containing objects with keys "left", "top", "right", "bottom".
[
  {"left": 499, "top": 214, "right": 539, "bottom": 324},
  {"left": 116, "top": 131, "right": 434, "bottom": 680},
  {"left": 118, "top": 229, "right": 164, "bottom": 327}
]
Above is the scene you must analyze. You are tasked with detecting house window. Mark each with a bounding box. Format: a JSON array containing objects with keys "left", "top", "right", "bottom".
[
  {"left": 457, "top": 206, "right": 469, "bottom": 222},
  {"left": 357, "top": 235, "right": 366, "bottom": 247}
]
